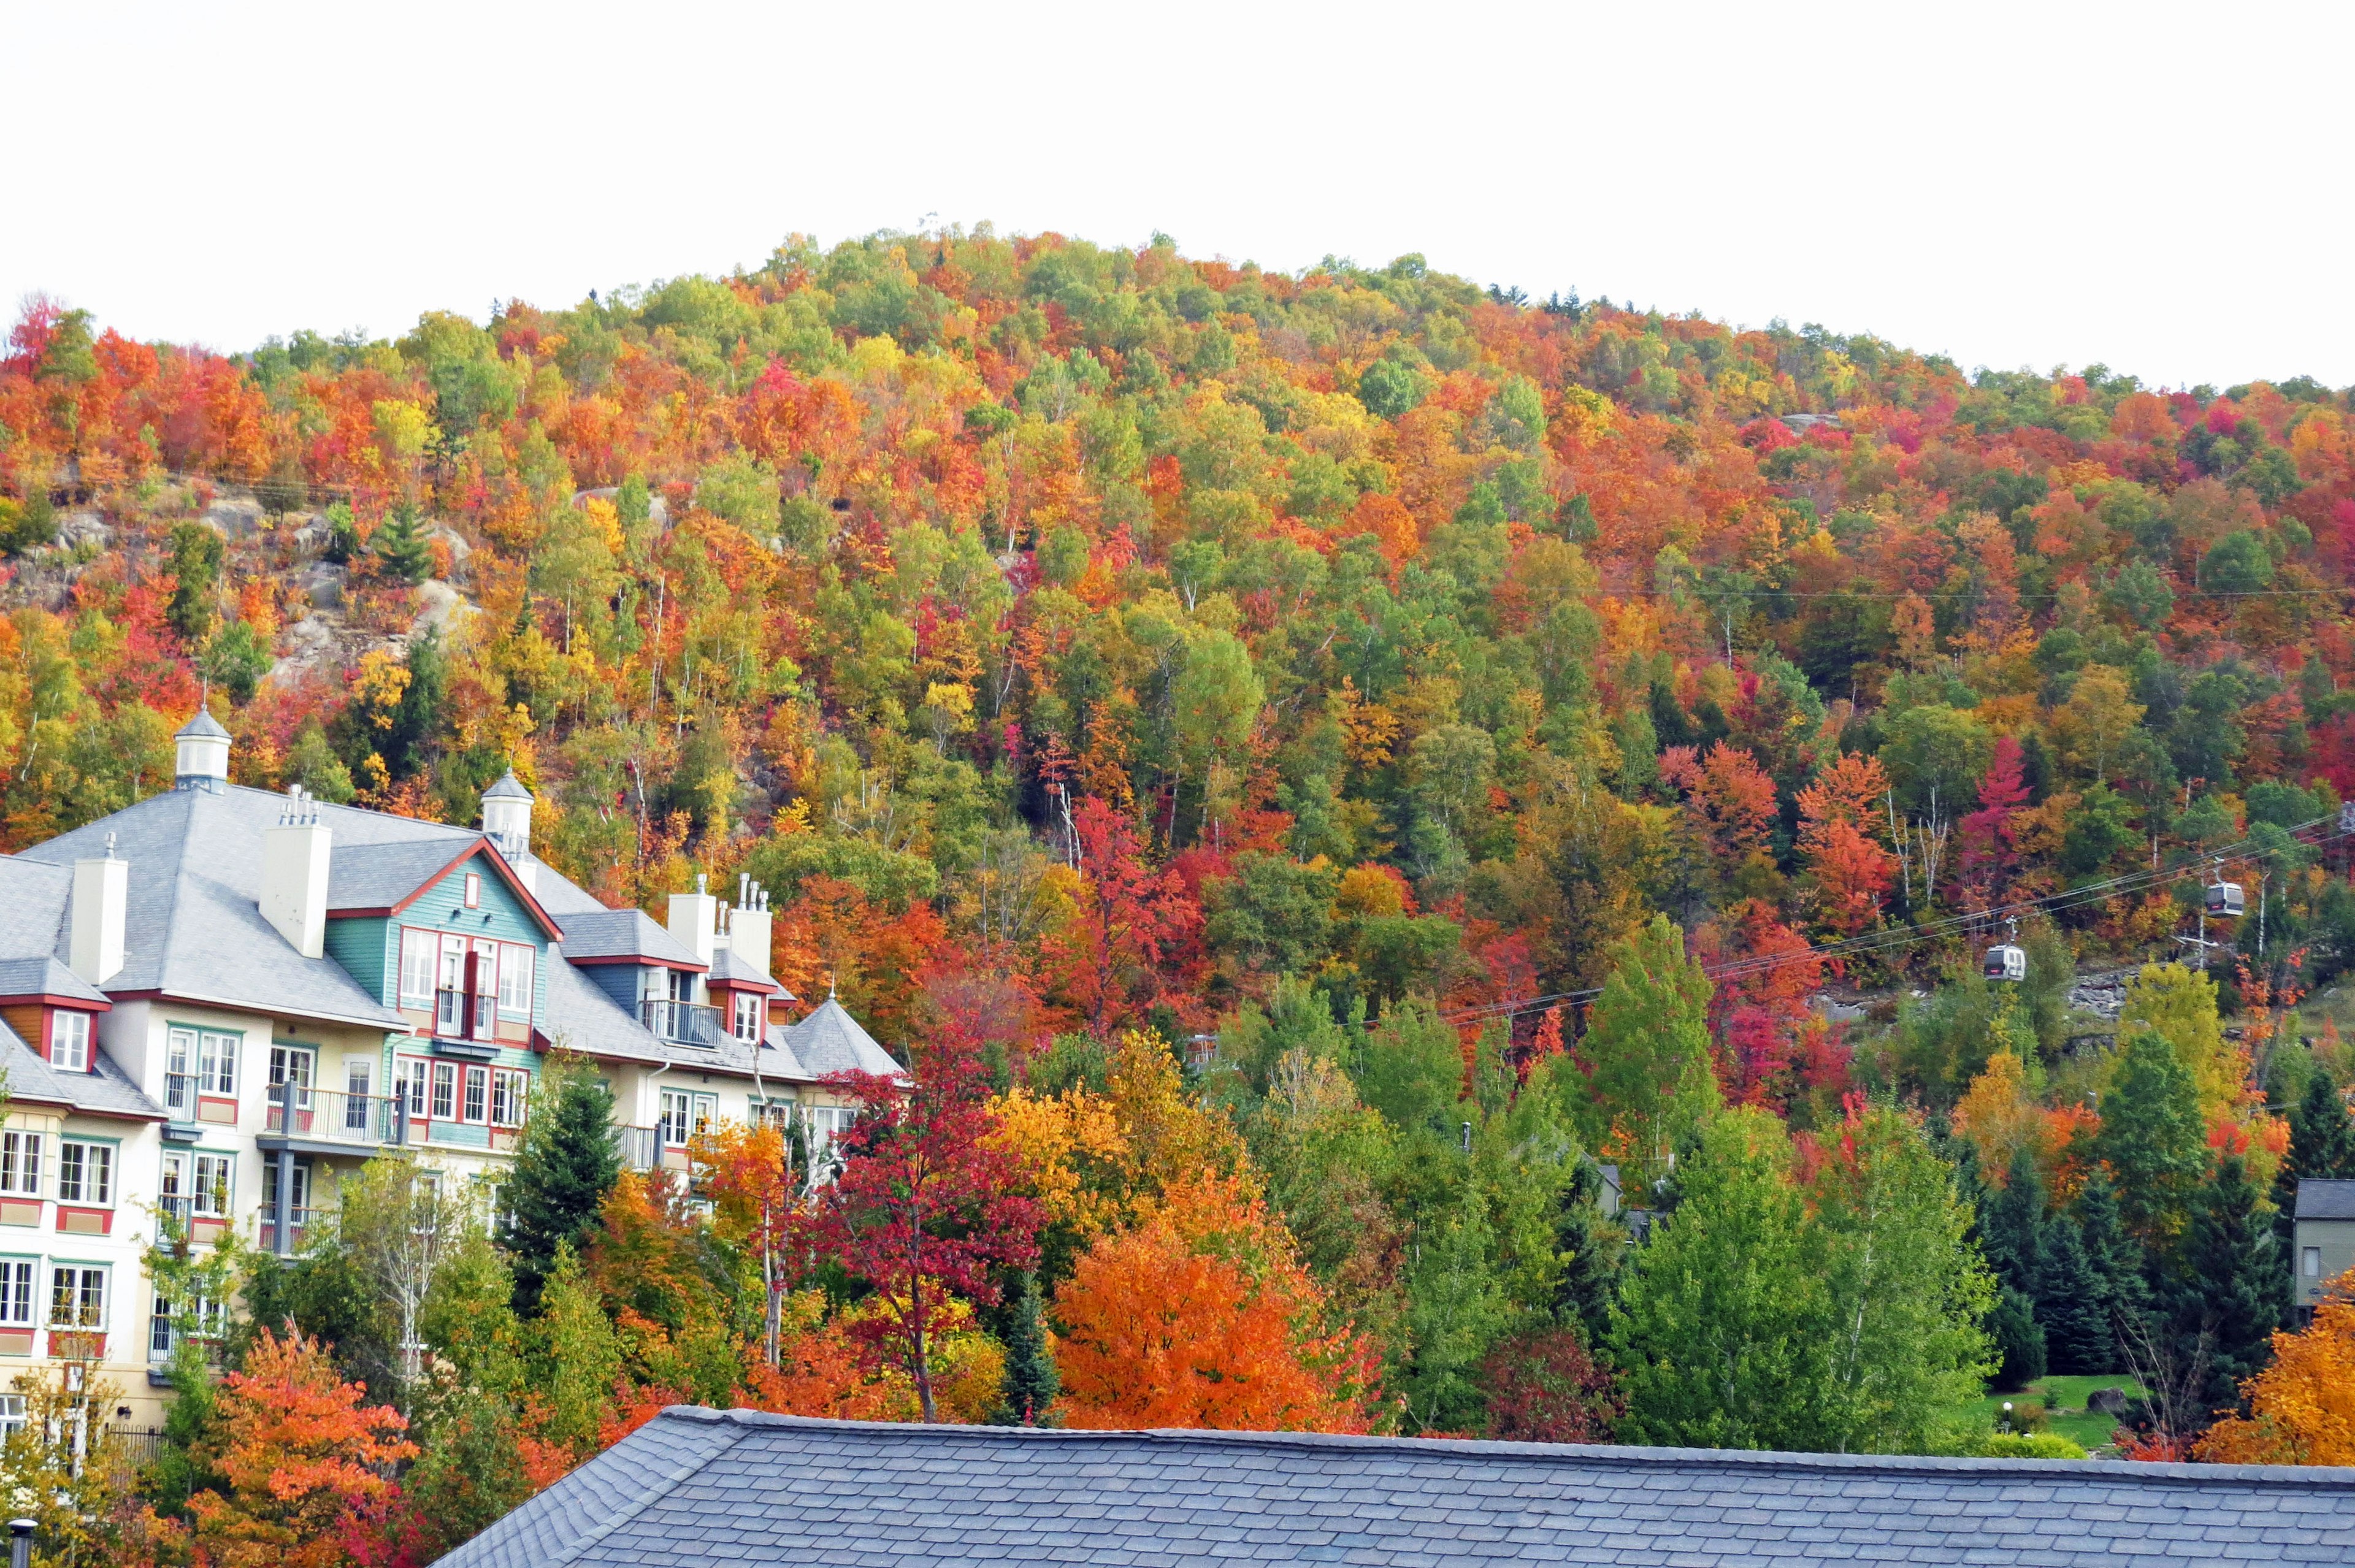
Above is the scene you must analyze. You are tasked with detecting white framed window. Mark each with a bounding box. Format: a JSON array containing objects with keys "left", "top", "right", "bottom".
[
  {"left": 0, "top": 1261, "right": 34, "bottom": 1327},
  {"left": 462, "top": 1065, "right": 488, "bottom": 1123},
  {"left": 269, "top": 1045, "right": 315, "bottom": 1108},
  {"left": 693, "top": 1092, "right": 717, "bottom": 1139},
  {"left": 199, "top": 1030, "right": 239, "bottom": 1096},
  {"left": 50, "top": 1011, "right": 90, "bottom": 1073},
  {"left": 659, "top": 1089, "right": 693, "bottom": 1148},
  {"left": 464, "top": 872, "right": 482, "bottom": 909},
  {"left": 48, "top": 1266, "right": 105, "bottom": 1329},
  {"left": 2305, "top": 1246, "right": 2325, "bottom": 1278},
  {"left": 160, "top": 1152, "right": 234, "bottom": 1222},
  {"left": 430, "top": 1062, "right": 456, "bottom": 1120},
  {"left": 0, "top": 1133, "right": 41, "bottom": 1198},
  {"left": 398, "top": 927, "right": 438, "bottom": 1006},
  {"left": 0, "top": 1395, "right": 22, "bottom": 1440},
  {"left": 56, "top": 1142, "right": 112, "bottom": 1207},
  {"left": 396, "top": 1057, "right": 428, "bottom": 1116},
  {"left": 754, "top": 1098, "right": 795, "bottom": 1131},
  {"left": 150, "top": 1286, "right": 228, "bottom": 1359},
  {"left": 491, "top": 1069, "right": 528, "bottom": 1128},
  {"left": 165, "top": 1027, "right": 196, "bottom": 1112},
  {"left": 497, "top": 944, "right": 533, "bottom": 1017},
  {"left": 732, "top": 993, "right": 764, "bottom": 1042}
]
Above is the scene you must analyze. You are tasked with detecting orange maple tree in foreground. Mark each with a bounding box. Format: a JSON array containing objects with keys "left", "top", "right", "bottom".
[
  {"left": 2196, "top": 1277, "right": 2355, "bottom": 1465},
  {"left": 1052, "top": 1172, "right": 1379, "bottom": 1432}
]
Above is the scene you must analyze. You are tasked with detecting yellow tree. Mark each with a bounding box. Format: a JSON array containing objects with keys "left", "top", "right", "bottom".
[{"left": 2196, "top": 1279, "right": 2355, "bottom": 1464}]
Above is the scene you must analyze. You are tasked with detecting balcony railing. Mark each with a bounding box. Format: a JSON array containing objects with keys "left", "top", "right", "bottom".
[
  {"left": 617, "top": 1125, "right": 663, "bottom": 1171},
  {"left": 266, "top": 1085, "right": 405, "bottom": 1147},
  {"left": 163, "top": 1073, "right": 197, "bottom": 1123},
  {"left": 153, "top": 1195, "right": 232, "bottom": 1243},
  {"left": 435, "top": 988, "right": 496, "bottom": 1039},
  {"left": 640, "top": 998, "right": 726, "bottom": 1047}
]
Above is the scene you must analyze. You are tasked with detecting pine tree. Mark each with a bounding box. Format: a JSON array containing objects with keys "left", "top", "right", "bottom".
[
  {"left": 2271, "top": 1069, "right": 2355, "bottom": 1255},
  {"left": 1552, "top": 1160, "right": 1623, "bottom": 1346},
  {"left": 1978, "top": 1149, "right": 2047, "bottom": 1296},
  {"left": 2075, "top": 1169, "right": 2150, "bottom": 1354},
  {"left": 2038, "top": 1221, "right": 2115, "bottom": 1374},
  {"left": 2164, "top": 1155, "right": 2292, "bottom": 1420},
  {"left": 373, "top": 500, "right": 435, "bottom": 585},
  {"left": 992, "top": 1272, "right": 1061, "bottom": 1426},
  {"left": 499, "top": 1063, "right": 621, "bottom": 1315}
]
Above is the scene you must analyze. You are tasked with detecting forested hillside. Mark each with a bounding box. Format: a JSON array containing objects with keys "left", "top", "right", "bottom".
[{"left": 7, "top": 229, "right": 2355, "bottom": 1555}]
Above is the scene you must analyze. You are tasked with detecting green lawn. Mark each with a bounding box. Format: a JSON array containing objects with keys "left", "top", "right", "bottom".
[{"left": 1963, "top": 1375, "right": 2145, "bottom": 1455}]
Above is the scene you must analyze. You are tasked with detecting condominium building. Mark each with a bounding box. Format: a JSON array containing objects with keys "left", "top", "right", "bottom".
[{"left": 0, "top": 711, "right": 898, "bottom": 1426}]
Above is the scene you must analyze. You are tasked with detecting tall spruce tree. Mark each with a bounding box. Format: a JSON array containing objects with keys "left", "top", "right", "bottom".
[
  {"left": 2037, "top": 1220, "right": 2114, "bottom": 1374},
  {"left": 1978, "top": 1149, "right": 2050, "bottom": 1390},
  {"left": 992, "top": 1272, "right": 1060, "bottom": 1426},
  {"left": 2163, "top": 1155, "right": 2292, "bottom": 1419},
  {"left": 499, "top": 1063, "right": 621, "bottom": 1314},
  {"left": 1552, "top": 1159, "right": 1623, "bottom": 1345},
  {"left": 373, "top": 500, "right": 435, "bottom": 585},
  {"left": 2074, "top": 1169, "right": 2150, "bottom": 1355}
]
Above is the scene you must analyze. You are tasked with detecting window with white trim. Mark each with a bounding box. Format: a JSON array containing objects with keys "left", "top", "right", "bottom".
[
  {"left": 150, "top": 1286, "right": 228, "bottom": 1359},
  {"left": 2305, "top": 1246, "right": 2325, "bottom": 1278},
  {"left": 491, "top": 1069, "right": 528, "bottom": 1128},
  {"left": 199, "top": 1030, "right": 239, "bottom": 1096},
  {"left": 732, "top": 993, "right": 764, "bottom": 1042},
  {"left": 259, "top": 1153, "right": 311, "bottom": 1225},
  {"left": 462, "top": 1065, "right": 488, "bottom": 1123},
  {"left": 471, "top": 939, "right": 498, "bottom": 1034},
  {"left": 48, "top": 1266, "right": 105, "bottom": 1329},
  {"left": 0, "top": 1261, "right": 35, "bottom": 1327},
  {"left": 269, "top": 1045, "right": 315, "bottom": 1109},
  {"left": 0, "top": 1395, "right": 22, "bottom": 1440},
  {"left": 50, "top": 1011, "right": 90, "bottom": 1073},
  {"left": 399, "top": 927, "right": 438, "bottom": 1007},
  {"left": 166, "top": 1027, "right": 196, "bottom": 1112},
  {"left": 56, "top": 1142, "right": 112, "bottom": 1207},
  {"left": 497, "top": 943, "right": 533, "bottom": 1017},
  {"left": 659, "top": 1089, "right": 693, "bottom": 1148},
  {"left": 160, "top": 1152, "right": 233, "bottom": 1223},
  {"left": 464, "top": 872, "right": 481, "bottom": 909},
  {"left": 431, "top": 1062, "right": 456, "bottom": 1120},
  {"left": 0, "top": 1133, "right": 41, "bottom": 1198},
  {"left": 396, "top": 1057, "right": 428, "bottom": 1117}
]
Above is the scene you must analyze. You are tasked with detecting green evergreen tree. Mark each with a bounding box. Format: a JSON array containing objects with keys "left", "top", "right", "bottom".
[
  {"left": 1978, "top": 1151, "right": 2049, "bottom": 1390},
  {"left": 2037, "top": 1220, "right": 2115, "bottom": 1375},
  {"left": 2162, "top": 1154, "right": 2291, "bottom": 1418},
  {"left": 1986, "top": 1286, "right": 2046, "bottom": 1392},
  {"left": 499, "top": 1061, "right": 621, "bottom": 1315},
  {"left": 166, "top": 519, "right": 225, "bottom": 643},
  {"left": 2074, "top": 1169, "right": 2150, "bottom": 1353},
  {"left": 2272, "top": 1068, "right": 2355, "bottom": 1260},
  {"left": 373, "top": 500, "right": 435, "bottom": 584},
  {"left": 1551, "top": 1160, "right": 1623, "bottom": 1345},
  {"left": 992, "top": 1272, "right": 1061, "bottom": 1426},
  {"left": 2094, "top": 1029, "right": 2208, "bottom": 1240}
]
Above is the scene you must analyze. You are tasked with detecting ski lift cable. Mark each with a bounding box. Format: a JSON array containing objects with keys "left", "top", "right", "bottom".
[{"left": 1433, "top": 813, "right": 2349, "bottom": 1028}]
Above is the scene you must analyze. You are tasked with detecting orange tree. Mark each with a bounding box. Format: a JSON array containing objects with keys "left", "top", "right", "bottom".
[
  {"left": 1052, "top": 1171, "right": 1379, "bottom": 1432},
  {"left": 2196, "top": 1277, "right": 2355, "bottom": 1464},
  {"left": 187, "top": 1328, "right": 415, "bottom": 1568}
]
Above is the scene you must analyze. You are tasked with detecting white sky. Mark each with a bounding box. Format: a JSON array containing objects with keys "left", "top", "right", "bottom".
[{"left": 7, "top": 0, "right": 2349, "bottom": 391}]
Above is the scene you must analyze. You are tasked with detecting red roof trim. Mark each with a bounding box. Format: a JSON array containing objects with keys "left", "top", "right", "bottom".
[
  {"left": 334, "top": 839, "right": 566, "bottom": 939},
  {"left": 0, "top": 994, "right": 112, "bottom": 1012}
]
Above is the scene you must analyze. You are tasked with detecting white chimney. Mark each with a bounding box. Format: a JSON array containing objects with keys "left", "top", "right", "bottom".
[
  {"left": 261, "top": 787, "right": 331, "bottom": 959},
  {"left": 173, "top": 709, "right": 231, "bottom": 794},
  {"left": 729, "top": 875, "right": 773, "bottom": 977},
  {"left": 667, "top": 873, "right": 717, "bottom": 967},
  {"left": 70, "top": 835, "right": 128, "bottom": 986}
]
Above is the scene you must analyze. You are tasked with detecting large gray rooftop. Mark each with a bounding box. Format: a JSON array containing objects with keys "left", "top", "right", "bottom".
[
  {"left": 436, "top": 1409, "right": 2355, "bottom": 1567},
  {"left": 2299, "top": 1178, "right": 2355, "bottom": 1221}
]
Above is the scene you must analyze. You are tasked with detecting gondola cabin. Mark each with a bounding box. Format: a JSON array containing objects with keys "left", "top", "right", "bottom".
[
  {"left": 2206, "top": 882, "right": 2246, "bottom": 917},
  {"left": 1984, "top": 944, "right": 2028, "bottom": 982}
]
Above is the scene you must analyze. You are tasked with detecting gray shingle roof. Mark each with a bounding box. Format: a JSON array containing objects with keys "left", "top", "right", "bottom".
[
  {"left": 705, "top": 946, "right": 780, "bottom": 991},
  {"left": 0, "top": 859, "right": 71, "bottom": 965},
  {"left": 324, "top": 839, "right": 474, "bottom": 912},
  {"left": 2299, "top": 1179, "right": 2355, "bottom": 1220},
  {"left": 0, "top": 1014, "right": 161, "bottom": 1122},
  {"left": 776, "top": 996, "right": 901, "bottom": 1078},
  {"left": 0, "top": 957, "right": 107, "bottom": 1004},
  {"left": 175, "top": 709, "right": 230, "bottom": 739},
  {"left": 7, "top": 787, "right": 448, "bottom": 1027},
  {"left": 483, "top": 769, "right": 534, "bottom": 801},
  {"left": 437, "top": 1410, "right": 2355, "bottom": 1568},
  {"left": 542, "top": 944, "right": 799, "bottom": 1082},
  {"left": 556, "top": 909, "right": 703, "bottom": 968}
]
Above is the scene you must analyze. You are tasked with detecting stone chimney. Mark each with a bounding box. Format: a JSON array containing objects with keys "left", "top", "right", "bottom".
[
  {"left": 729, "top": 874, "right": 773, "bottom": 977},
  {"left": 480, "top": 768, "right": 536, "bottom": 895},
  {"left": 667, "top": 873, "right": 717, "bottom": 968},
  {"left": 174, "top": 709, "right": 231, "bottom": 794},
  {"left": 69, "top": 833, "right": 128, "bottom": 987},
  {"left": 261, "top": 787, "right": 331, "bottom": 959}
]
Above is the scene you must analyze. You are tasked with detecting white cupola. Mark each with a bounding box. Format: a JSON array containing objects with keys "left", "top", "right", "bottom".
[{"left": 174, "top": 708, "right": 231, "bottom": 793}]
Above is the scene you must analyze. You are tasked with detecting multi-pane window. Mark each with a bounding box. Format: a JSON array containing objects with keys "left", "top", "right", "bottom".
[
  {"left": 0, "top": 1133, "right": 41, "bottom": 1197},
  {"left": 733, "top": 993, "right": 764, "bottom": 1042},
  {"left": 150, "top": 1287, "right": 228, "bottom": 1358},
  {"left": 48, "top": 1266, "right": 105, "bottom": 1329},
  {"left": 259, "top": 1154, "right": 311, "bottom": 1224},
  {"left": 56, "top": 1142, "right": 112, "bottom": 1206},
  {"left": 396, "top": 1058, "right": 429, "bottom": 1117},
  {"left": 491, "top": 1069, "right": 528, "bottom": 1128},
  {"left": 659, "top": 1089, "right": 694, "bottom": 1148},
  {"left": 50, "top": 1011, "right": 90, "bottom": 1072},
  {"left": 462, "top": 1065, "right": 488, "bottom": 1123},
  {"left": 399, "top": 927, "right": 438, "bottom": 1006},
  {"left": 199, "top": 1030, "right": 238, "bottom": 1095},
  {"left": 345, "top": 1060, "right": 374, "bottom": 1131},
  {"left": 431, "top": 1062, "right": 457, "bottom": 1120},
  {"left": 437, "top": 934, "right": 468, "bottom": 1033},
  {"left": 0, "top": 1395, "right": 22, "bottom": 1440},
  {"left": 754, "top": 1099, "right": 795, "bottom": 1131},
  {"left": 269, "top": 1046, "right": 315, "bottom": 1109},
  {"left": 166, "top": 1027, "right": 196, "bottom": 1112},
  {"left": 497, "top": 944, "right": 533, "bottom": 1017},
  {"left": 160, "top": 1152, "right": 232, "bottom": 1223},
  {"left": 0, "top": 1261, "right": 34, "bottom": 1326}
]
